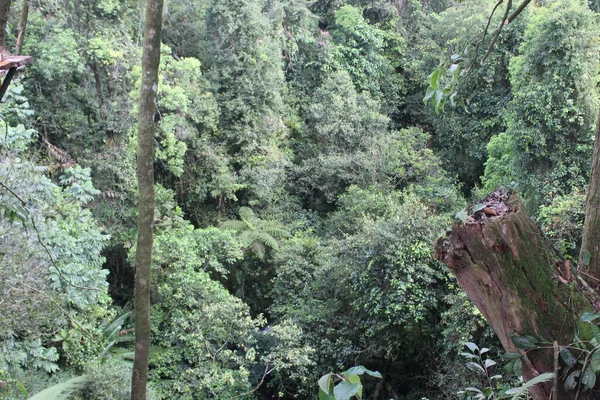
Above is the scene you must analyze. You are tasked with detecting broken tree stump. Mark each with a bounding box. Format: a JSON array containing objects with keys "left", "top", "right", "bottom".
[{"left": 434, "top": 189, "right": 594, "bottom": 399}]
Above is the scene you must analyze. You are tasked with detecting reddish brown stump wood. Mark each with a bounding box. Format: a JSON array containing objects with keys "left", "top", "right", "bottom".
[{"left": 435, "top": 189, "right": 594, "bottom": 399}]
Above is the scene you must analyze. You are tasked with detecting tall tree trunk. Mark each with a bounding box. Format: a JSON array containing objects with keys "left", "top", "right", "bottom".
[
  {"left": 0, "top": 0, "right": 11, "bottom": 50},
  {"left": 16, "top": 0, "right": 27, "bottom": 55},
  {"left": 579, "top": 113, "right": 600, "bottom": 277},
  {"left": 131, "top": 0, "right": 163, "bottom": 399},
  {"left": 434, "top": 189, "right": 595, "bottom": 400}
]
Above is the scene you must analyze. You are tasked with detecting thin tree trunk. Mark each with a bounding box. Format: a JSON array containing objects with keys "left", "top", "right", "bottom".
[
  {"left": 16, "top": 0, "right": 27, "bottom": 55},
  {"left": 0, "top": 0, "right": 11, "bottom": 50},
  {"left": 434, "top": 189, "right": 594, "bottom": 400},
  {"left": 131, "top": 0, "right": 163, "bottom": 398},
  {"left": 579, "top": 112, "right": 600, "bottom": 277}
]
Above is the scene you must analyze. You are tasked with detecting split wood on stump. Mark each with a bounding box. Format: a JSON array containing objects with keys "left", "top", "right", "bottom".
[{"left": 434, "top": 189, "right": 597, "bottom": 399}]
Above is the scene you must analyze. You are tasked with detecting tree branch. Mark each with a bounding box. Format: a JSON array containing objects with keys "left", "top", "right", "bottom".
[
  {"left": 480, "top": 0, "right": 512, "bottom": 65},
  {"left": 507, "top": 0, "right": 533, "bottom": 24}
]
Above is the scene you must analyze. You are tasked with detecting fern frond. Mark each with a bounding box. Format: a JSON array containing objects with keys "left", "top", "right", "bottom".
[
  {"left": 238, "top": 207, "right": 256, "bottom": 224},
  {"left": 221, "top": 220, "right": 248, "bottom": 231},
  {"left": 238, "top": 231, "right": 254, "bottom": 247},
  {"left": 256, "top": 231, "right": 279, "bottom": 250},
  {"left": 250, "top": 241, "right": 266, "bottom": 259},
  {"left": 263, "top": 226, "right": 290, "bottom": 238},
  {"left": 28, "top": 375, "right": 89, "bottom": 400}
]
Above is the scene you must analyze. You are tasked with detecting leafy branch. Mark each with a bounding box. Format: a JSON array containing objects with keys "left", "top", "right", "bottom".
[{"left": 424, "top": 0, "right": 532, "bottom": 112}]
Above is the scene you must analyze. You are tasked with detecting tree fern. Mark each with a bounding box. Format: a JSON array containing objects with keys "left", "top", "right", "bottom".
[
  {"left": 256, "top": 231, "right": 279, "bottom": 250},
  {"left": 221, "top": 220, "right": 248, "bottom": 231},
  {"left": 220, "top": 206, "right": 290, "bottom": 259},
  {"left": 263, "top": 226, "right": 290, "bottom": 238}
]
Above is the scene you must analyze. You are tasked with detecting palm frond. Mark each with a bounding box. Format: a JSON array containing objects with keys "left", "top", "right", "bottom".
[
  {"left": 28, "top": 375, "right": 89, "bottom": 400},
  {"left": 101, "top": 311, "right": 132, "bottom": 339},
  {"left": 504, "top": 372, "right": 554, "bottom": 400}
]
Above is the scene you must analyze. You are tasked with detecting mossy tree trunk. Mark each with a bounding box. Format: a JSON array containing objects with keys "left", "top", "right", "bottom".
[
  {"left": 0, "top": 0, "right": 11, "bottom": 49},
  {"left": 131, "top": 0, "right": 163, "bottom": 399},
  {"left": 435, "top": 190, "right": 594, "bottom": 400}
]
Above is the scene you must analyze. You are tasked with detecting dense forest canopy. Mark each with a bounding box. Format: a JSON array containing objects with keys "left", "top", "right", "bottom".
[{"left": 1, "top": 0, "right": 600, "bottom": 398}]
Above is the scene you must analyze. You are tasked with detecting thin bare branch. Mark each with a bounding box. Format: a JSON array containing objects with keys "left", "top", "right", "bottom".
[
  {"left": 480, "top": 0, "right": 512, "bottom": 65},
  {"left": 472, "top": 0, "right": 504, "bottom": 64}
]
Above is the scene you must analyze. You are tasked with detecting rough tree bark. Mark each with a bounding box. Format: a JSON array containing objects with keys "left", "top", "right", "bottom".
[
  {"left": 434, "top": 189, "right": 597, "bottom": 400},
  {"left": 131, "top": 0, "right": 163, "bottom": 399},
  {"left": 580, "top": 114, "right": 600, "bottom": 277}
]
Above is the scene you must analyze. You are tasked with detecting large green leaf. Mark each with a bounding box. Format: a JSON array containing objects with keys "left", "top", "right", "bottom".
[
  {"left": 333, "top": 381, "right": 361, "bottom": 400},
  {"left": 580, "top": 312, "right": 599, "bottom": 322},
  {"left": 345, "top": 375, "right": 363, "bottom": 398},
  {"left": 318, "top": 373, "right": 333, "bottom": 394},
  {"left": 263, "top": 226, "right": 290, "bottom": 238},
  {"left": 591, "top": 350, "right": 600, "bottom": 373},
  {"left": 510, "top": 334, "right": 538, "bottom": 350},
  {"left": 319, "top": 389, "right": 334, "bottom": 400},
  {"left": 344, "top": 366, "right": 382, "bottom": 378},
  {"left": 559, "top": 347, "right": 577, "bottom": 367},
  {"left": 582, "top": 366, "right": 596, "bottom": 390},
  {"left": 256, "top": 231, "right": 279, "bottom": 250}
]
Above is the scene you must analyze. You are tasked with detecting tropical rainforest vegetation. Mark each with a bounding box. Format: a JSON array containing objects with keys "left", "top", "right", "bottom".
[{"left": 1, "top": 0, "right": 600, "bottom": 398}]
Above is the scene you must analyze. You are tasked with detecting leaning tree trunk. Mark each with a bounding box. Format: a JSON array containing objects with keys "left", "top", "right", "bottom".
[
  {"left": 15, "top": 0, "right": 27, "bottom": 55},
  {"left": 131, "top": 0, "right": 163, "bottom": 399},
  {"left": 435, "top": 189, "right": 595, "bottom": 400}
]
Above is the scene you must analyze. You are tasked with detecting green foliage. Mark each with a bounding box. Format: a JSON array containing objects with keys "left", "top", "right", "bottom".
[
  {"left": 538, "top": 189, "right": 586, "bottom": 258},
  {"left": 271, "top": 187, "right": 459, "bottom": 396},
  {"left": 481, "top": 133, "right": 516, "bottom": 193},
  {"left": 294, "top": 69, "right": 459, "bottom": 210},
  {"left": 317, "top": 366, "right": 382, "bottom": 400},
  {"left": 329, "top": 5, "right": 406, "bottom": 116},
  {"left": 458, "top": 342, "right": 553, "bottom": 400},
  {"left": 139, "top": 222, "right": 264, "bottom": 398},
  {"left": 82, "top": 357, "right": 160, "bottom": 400},
  {"left": 415, "top": 0, "right": 524, "bottom": 189},
  {"left": 203, "top": 0, "right": 285, "bottom": 156},
  {"left": 11, "top": 0, "right": 600, "bottom": 398},
  {"left": 503, "top": 0, "right": 600, "bottom": 206}
]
